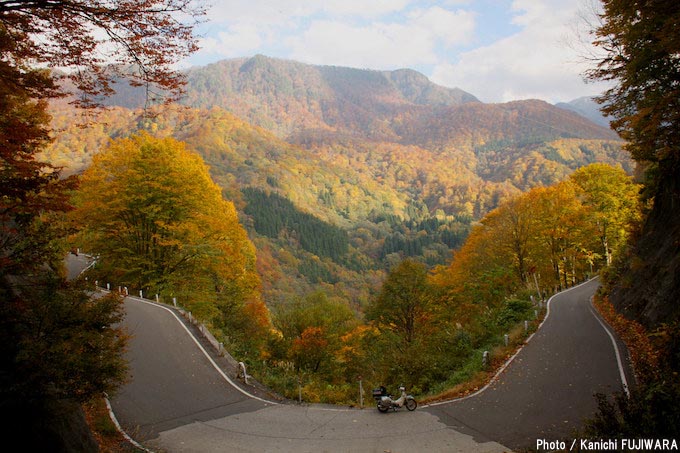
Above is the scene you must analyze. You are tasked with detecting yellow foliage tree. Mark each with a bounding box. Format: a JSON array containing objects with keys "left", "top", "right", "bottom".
[
  {"left": 75, "top": 132, "right": 269, "bottom": 352},
  {"left": 434, "top": 163, "right": 641, "bottom": 307},
  {"left": 570, "top": 163, "right": 642, "bottom": 266}
]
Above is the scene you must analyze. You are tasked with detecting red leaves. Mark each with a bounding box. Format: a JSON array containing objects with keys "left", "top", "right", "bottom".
[
  {"left": 291, "top": 327, "right": 329, "bottom": 372},
  {"left": 1, "top": 0, "right": 205, "bottom": 107}
]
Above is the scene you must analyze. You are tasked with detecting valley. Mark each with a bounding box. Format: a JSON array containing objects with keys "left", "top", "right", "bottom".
[{"left": 45, "top": 55, "right": 631, "bottom": 309}]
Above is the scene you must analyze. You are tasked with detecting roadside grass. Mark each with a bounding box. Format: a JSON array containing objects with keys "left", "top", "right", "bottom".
[{"left": 421, "top": 310, "right": 544, "bottom": 405}]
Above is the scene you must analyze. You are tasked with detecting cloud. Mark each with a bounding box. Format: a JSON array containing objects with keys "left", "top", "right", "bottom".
[
  {"left": 408, "top": 7, "right": 476, "bottom": 48},
  {"left": 430, "top": 0, "right": 608, "bottom": 103},
  {"left": 318, "top": 0, "right": 413, "bottom": 17},
  {"left": 286, "top": 21, "right": 432, "bottom": 69},
  {"left": 193, "top": 0, "right": 418, "bottom": 62},
  {"left": 198, "top": 23, "right": 266, "bottom": 58},
  {"left": 192, "top": 1, "right": 476, "bottom": 69},
  {"left": 204, "top": 0, "right": 412, "bottom": 25},
  {"left": 286, "top": 7, "right": 475, "bottom": 69}
]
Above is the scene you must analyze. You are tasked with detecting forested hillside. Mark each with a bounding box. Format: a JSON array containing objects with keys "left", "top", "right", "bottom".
[
  {"left": 99, "top": 55, "right": 618, "bottom": 143},
  {"left": 99, "top": 55, "right": 480, "bottom": 137},
  {"left": 44, "top": 56, "right": 632, "bottom": 309}
]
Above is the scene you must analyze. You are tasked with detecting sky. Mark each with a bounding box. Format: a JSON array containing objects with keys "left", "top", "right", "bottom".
[{"left": 186, "top": 0, "right": 609, "bottom": 104}]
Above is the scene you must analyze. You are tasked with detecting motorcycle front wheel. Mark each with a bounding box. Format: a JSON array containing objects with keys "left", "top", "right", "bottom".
[
  {"left": 405, "top": 398, "right": 417, "bottom": 411},
  {"left": 377, "top": 404, "right": 389, "bottom": 413}
]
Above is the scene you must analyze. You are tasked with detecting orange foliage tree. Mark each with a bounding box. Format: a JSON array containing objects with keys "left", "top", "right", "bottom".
[
  {"left": 75, "top": 132, "right": 270, "bottom": 355},
  {"left": 434, "top": 163, "right": 641, "bottom": 305},
  {"left": 291, "top": 327, "right": 329, "bottom": 373}
]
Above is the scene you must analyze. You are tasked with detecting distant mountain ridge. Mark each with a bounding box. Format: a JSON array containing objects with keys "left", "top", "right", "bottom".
[
  {"left": 182, "top": 56, "right": 617, "bottom": 144},
  {"left": 100, "top": 55, "right": 617, "bottom": 144},
  {"left": 555, "top": 96, "right": 610, "bottom": 128},
  {"left": 58, "top": 56, "right": 627, "bottom": 219},
  {"left": 181, "top": 55, "right": 482, "bottom": 138},
  {"left": 186, "top": 54, "right": 480, "bottom": 107}
]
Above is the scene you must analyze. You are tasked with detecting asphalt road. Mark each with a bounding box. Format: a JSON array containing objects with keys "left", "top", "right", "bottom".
[
  {"left": 109, "top": 299, "right": 268, "bottom": 441},
  {"left": 110, "top": 297, "right": 509, "bottom": 452},
  {"left": 106, "top": 278, "right": 632, "bottom": 452},
  {"left": 426, "top": 279, "right": 634, "bottom": 450},
  {"left": 64, "top": 252, "right": 94, "bottom": 280}
]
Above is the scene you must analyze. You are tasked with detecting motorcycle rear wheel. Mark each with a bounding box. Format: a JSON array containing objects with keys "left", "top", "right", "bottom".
[
  {"left": 405, "top": 398, "right": 417, "bottom": 411},
  {"left": 377, "top": 404, "right": 389, "bottom": 413}
]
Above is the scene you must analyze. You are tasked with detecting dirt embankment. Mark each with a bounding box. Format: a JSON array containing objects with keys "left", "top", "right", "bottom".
[{"left": 610, "top": 165, "right": 680, "bottom": 329}]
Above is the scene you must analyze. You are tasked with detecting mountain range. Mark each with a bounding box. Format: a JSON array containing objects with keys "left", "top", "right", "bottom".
[
  {"left": 46, "top": 55, "right": 631, "bottom": 306},
  {"left": 101, "top": 55, "right": 615, "bottom": 142},
  {"left": 555, "top": 96, "right": 610, "bottom": 128}
]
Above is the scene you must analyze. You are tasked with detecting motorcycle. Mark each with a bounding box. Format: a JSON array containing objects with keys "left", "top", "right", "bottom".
[{"left": 372, "top": 385, "right": 417, "bottom": 412}]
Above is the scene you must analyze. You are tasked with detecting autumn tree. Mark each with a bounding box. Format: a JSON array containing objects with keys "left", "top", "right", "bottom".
[
  {"left": 0, "top": 66, "right": 69, "bottom": 275},
  {"left": 366, "top": 259, "right": 432, "bottom": 346},
  {"left": 434, "top": 163, "right": 640, "bottom": 301},
  {"left": 585, "top": 1, "right": 680, "bottom": 325},
  {"left": 290, "top": 327, "right": 329, "bottom": 373},
  {"left": 484, "top": 195, "right": 537, "bottom": 285},
  {"left": 570, "top": 163, "right": 641, "bottom": 266},
  {"left": 434, "top": 227, "right": 515, "bottom": 305},
  {"left": 364, "top": 259, "right": 444, "bottom": 389},
  {"left": 0, "top": 86, "right": 127, "bottom": 445},
  {"left": 75, "top": 132, "right": 270, "bottom": 354},
  {"left": 530, "top": 182, "right": 592, "bottom": 289},
  {"left": 0, "top": 0, "right": 204, "bottom": 107},
  {"left": 0, "top": 1, "right": 203, "bottom": 447},
  {"left": 589, "top": 1, "right": 680, "bottom": 173},
  {"left": 0, "top": 14, "right": 124, "bottom": 450},
  {"left": 584, "top": 2, "right": 680, "bottom": 437},
  {"left": 272, "top": 291, "right": 357, "bottom": 373},
  {"left": 587, "top": 0, "right": 680, "bottom": 318}
]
